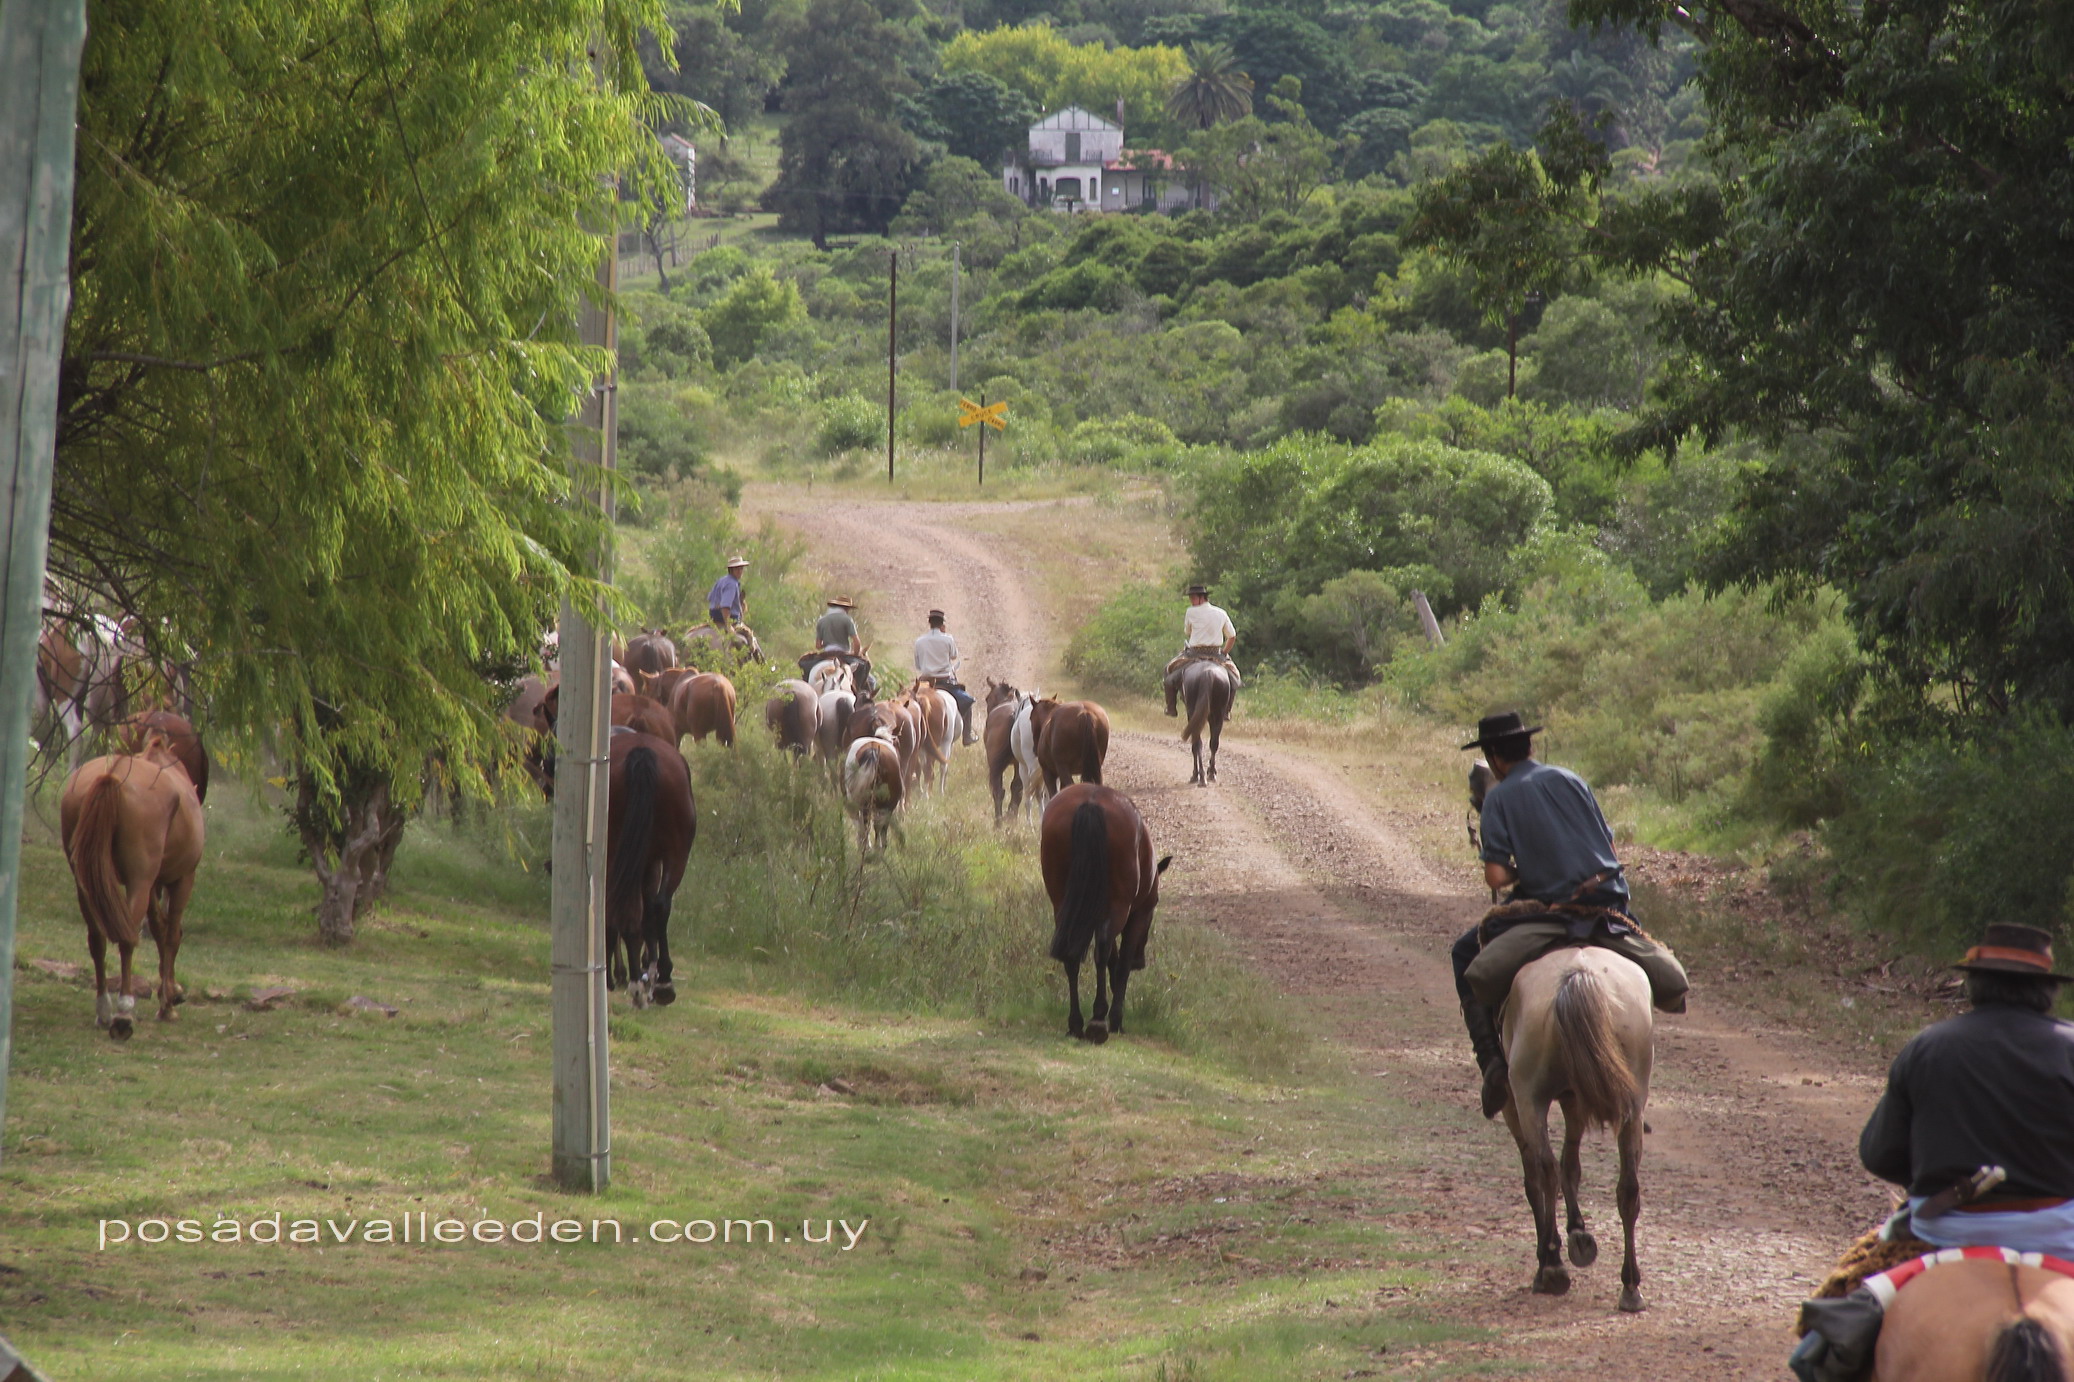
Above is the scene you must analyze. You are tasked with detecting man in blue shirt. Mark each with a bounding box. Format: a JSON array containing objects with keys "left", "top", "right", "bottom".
[
  {"left": 706, "top": 557, "right": 749, "bottom": 631},
  {"left": 1456, "top": 711, "right": 1631, "bottom": 1117}
]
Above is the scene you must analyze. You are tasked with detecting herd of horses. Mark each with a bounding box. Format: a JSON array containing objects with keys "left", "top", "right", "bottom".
[{"left": 31, "top": 603, "right": 2067, "bottom": 1378}]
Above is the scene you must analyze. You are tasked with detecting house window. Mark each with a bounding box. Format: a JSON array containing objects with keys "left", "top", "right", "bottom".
[
  {"left": 1065, "top": 132, "right": 1081, "bottom": 161},
  {"left": 1056, "top": 176, "right": 1081, "bottom": 202}
]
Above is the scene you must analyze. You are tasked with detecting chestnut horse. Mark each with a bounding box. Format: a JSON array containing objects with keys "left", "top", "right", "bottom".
[
  {"left": 641, "top": 665, "right": 696, "bottom": 707},
  {"left": 1037, "top": 700, "right": 1109, "bottom": 796},
  {"left": 1178, "top": 660, "right": 1233, "bottom": 786},
  {"left": 120, "top": 711, "right": 208, "bottom": 804},
  {"left": 606, "top": 729, "right": 696, "bottom": 1008},
  {"left": 1039, "top": 783, "right": 1171, "bottom": 1042},
  {"left": 902, "top": 677, "right": 959, "bottom": 793},
  {"left": 1874, "top": 1261, "right": 2074, "bottom": 1381},
  {"left": 1499, "top": 946, "right": 1654, "bottom": 1312},
  {"left": 669, "top": 672, "right": 737, "bottom": 747},
  {"left": 60, "top": 740, "right": 205, "bottom": 1039}
]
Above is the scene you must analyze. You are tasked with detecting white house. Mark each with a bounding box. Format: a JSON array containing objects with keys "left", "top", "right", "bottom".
[
  {"left": 658, "top": 133, "right": 698, "bottom": 215},
  {"left": 1002, "top": 107, "right": 1197, "bottom": 214}
]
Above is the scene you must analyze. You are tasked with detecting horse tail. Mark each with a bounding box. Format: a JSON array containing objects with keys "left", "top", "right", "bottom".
[
  {"left": 69, "top": 774, "right": 138, "bottom": 946},
  {"left": 608, "top": 747, "right": 659, "bottom": 925},
  {"left": 1987, "top": 1318, "right": 2067, "bottom": 1382},
  {"left": 1182, "top": 670, "right": 1215, "bottom": 743},
  {"left": 1552, "top": 966, "right": 1638, "bottom": 1127},
  {"left": 1049, "top": 800, "right": 1110, "bottom": 965},
  {"left": 1080, "top": 721, "right": 1102, "bottom": 786}
]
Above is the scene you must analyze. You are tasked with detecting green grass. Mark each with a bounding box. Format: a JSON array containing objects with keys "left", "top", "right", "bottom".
[{"left": 3, "top": 752, "right": 1493, "bottom": 1380}]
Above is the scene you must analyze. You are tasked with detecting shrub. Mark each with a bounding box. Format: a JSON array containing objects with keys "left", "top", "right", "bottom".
[
  {"left": 703, "top": 265, "right": 807, "bottom": 369},
  {"left": 1064, "top": 582, "right": 1178, "bottom": 695},
  {"left": 817, "top": 395, "right": 884, "bottom": 455}
]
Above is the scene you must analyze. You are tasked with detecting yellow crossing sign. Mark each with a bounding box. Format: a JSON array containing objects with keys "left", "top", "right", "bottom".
[{"left": 957, "top": 397, "right": 1008, "bottom": 431}]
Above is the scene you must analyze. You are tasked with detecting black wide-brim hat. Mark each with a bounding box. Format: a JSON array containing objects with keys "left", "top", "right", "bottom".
[
  {"left": 1461, "top": 710, "right": 1544, "bottom": 751},
  {"left": 1954, "top": 923, "right": 2073, "bottom": 982},
  {"left": 1185, "top": 583, "right": 1209, "bottom": 597}
]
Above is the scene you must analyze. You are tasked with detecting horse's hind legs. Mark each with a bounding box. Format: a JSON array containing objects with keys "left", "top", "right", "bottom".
[
  {"left": 1558, "top": 1096, "right": 1596, "bottom": 1268},
  {"left": 1515, "top": 1103, "right": 1568, "bottom": 1295},
  {"left": 87, "top": 926, "right": 112, "bottom": 1030},
  {"left": 1064, "top": 957, "right": 1084, "bottom": 1038},
  {"left": 1616, "top": 1116, "right": 1645, "bottom": 1312},
  {"left": 1085, "top": 925, "right": 1113, "bottom": 1045}
]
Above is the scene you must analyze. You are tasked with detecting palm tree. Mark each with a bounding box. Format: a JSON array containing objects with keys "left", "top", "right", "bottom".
[{"left": 1165, "top": 42, "right": 1254, "bottom": 132}]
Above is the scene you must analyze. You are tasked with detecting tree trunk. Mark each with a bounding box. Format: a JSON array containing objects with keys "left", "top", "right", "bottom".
[{"left": 296, "top": 770, "right": 409, "bottom": 945}]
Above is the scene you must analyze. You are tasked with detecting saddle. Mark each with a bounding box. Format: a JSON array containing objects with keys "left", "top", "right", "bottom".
[{"left": 1464, "top": 900, "right": 1689, "bottom": 1012}]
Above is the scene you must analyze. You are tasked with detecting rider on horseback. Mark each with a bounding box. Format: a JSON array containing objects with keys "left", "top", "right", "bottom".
[
  {"left": 1861, "top": 923, "right": 2074, "bottom": 1255},
  {"left": 1164, "top": 584, "right": 1241, "bottom": 717},
  {"left": 914, "top": 610, "right": 978, "bottom": 746},
  {"left": 803, "top": 596, "right": 874, "bottom": 691},
  {"left": 707, "top": 556, "right": 750, "bottom": 635},
  {"left": 1455, "top": 712, "right": 1685, "bottom": 1119}
]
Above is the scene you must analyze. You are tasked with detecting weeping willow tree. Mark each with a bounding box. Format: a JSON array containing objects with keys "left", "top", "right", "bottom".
[{"left": 53, "top": 0, "right": 676, "bottom": 942}]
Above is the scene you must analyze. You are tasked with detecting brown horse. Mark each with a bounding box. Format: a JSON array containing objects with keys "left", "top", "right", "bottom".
[
  {"left": 1874, "top": 1261, "right": 2074, "bottom": 1381},
  {"left": 611, "top": 693, "right": 676, "bottom": 742},
  {"left": 35, "top": 625, "right": 86, "bottom": 757},
  {"left": 1039, "top": 783, "right": 1171, "bottom": 1042},
  {"left": 842, "top": 730, "right": 904, "bottom": 853},
  {"left": 1499, "top": 946, "right": 1654, "bottom": 1311},
  {"left": 60, "top": 742, "right": 205, "bottom": 1039},
  {"left": 1037, "top": 700, "right": 1109, "bottom": 796},
  {"left": 119, "top": 711, "right": 209, "bottom": 804},
  {"left": 1178, "top": 660, "right": 1233, "bottom": 786},
  {"left": 670, "top": 672, "right": 737, "bottom": 747},
  {"left": 765, "top": 679, "right": 821, "bottom": 756},
  {"left": 681, "top": 620, "right": 762, "bottom": 667},
  {"left": 901, "top": 678, "right": 958, "bottom": 793},
  {"left": 622, "top": 630, "right": 679, "bottom": 682},
  {"left": 641, "top": 665, "right": 696, "bottom": 707},
  {"left": 982, "top": 681, "right": 1023, "bottom": 824},
  {"left": 606, "top": 730, "right": 696, "bottom": 1008}
]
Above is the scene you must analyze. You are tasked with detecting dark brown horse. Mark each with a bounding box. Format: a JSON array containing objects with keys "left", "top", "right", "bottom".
[
  {"left": 60, "top": 741, "right": 205, "bottom": 1039},
  {"left": 1037, "top": 699, "right": 1109, "bottom": 796},
  {"left": 119, "top": 711, "right": 209, "bottom": 804},
  {"left": 606, "top": 730, "right": 695, "bottom": 1008},
  {"left": 1039, "top": 783, "right": 1171, "bottom": 1042},
  {"left": 1178, "top": 660, "right": 1233, "bottom": 786}
]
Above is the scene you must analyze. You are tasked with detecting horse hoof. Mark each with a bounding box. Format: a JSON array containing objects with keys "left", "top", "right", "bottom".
[
  {"left": 169, "top": 985, "right": 187, "bottom": 1006},
  {"left": 1531, "top": 1266, "right": 1570, "bottom": 1296},
  {"left": 1618, "top": 1287, "right": 1645, "bottom": 1314},
  {"left": 651, "top": 984, "right": 676, "bottom": 1007},
  {"left": 109, "top": 1017, "right": 134, "bottom": 1042},
  {"left": 629, "top": 985, "right": 650, "bottom": 1010},
  {"left": 1084, "top": 1022, "right": 1109, "bottom": 1045},
  {"left": 158, "top": 1007, "right": 179, "bottom": 1023},
  {"left": 1568, "top": 1232, "right": 1598, "bottom": 1267}
]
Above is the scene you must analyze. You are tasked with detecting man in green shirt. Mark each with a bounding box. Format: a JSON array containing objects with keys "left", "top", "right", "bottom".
[{"left": 814, "top": 596, "right": 860, "bottom": 654}]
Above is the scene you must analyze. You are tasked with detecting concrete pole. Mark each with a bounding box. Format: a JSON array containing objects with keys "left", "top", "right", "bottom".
[
  {"left": 550, "top": 191, "right": 619, "bottom": 1196},
  {"left": 0, "top": 0, "right": 88, "bottom": 1168}
]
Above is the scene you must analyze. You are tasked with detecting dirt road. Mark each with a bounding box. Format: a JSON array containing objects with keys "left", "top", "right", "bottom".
[{"left": 748, "top": 487, "right": 1895, "bottom": 1377}]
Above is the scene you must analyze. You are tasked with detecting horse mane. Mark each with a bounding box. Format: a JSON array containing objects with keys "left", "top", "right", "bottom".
[{"left": 1552, "top": 967, "right": 1640, "bottom": 1126}]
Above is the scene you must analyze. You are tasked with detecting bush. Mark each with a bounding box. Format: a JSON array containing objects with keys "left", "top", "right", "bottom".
[
  {"left": 817, "top": 395, "right": 884, "bottom": 455},
  {"left": 703, "top": 265, "right": 807, "bottom": 369},
  {"left": 1064, "top": 582, "right": 1177, "bottom": 695},
  {"left": 1826, "top": 716, "right": 2074, "bottom": 954}
]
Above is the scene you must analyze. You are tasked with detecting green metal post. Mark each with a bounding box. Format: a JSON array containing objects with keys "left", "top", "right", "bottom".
[{"left": 0, "top": 0, "right": 89, "bottom": 1163}]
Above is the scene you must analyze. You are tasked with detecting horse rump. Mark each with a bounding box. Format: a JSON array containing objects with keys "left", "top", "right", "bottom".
[
  {"left": 67, "top": 774, "right": 137, "bottom": 946},
  {"left": 1048, "top": 800, "right": 1110, "bottom": 965},
  {"left": 1551, "top": 966, "right": 1639, "bottom": 1127},
  {"left": 607, "top": 746, "right": 661, "bottom": 945},
  {"left": 1988, "top": 1318, "right": 2067, "bottom": 1382}
]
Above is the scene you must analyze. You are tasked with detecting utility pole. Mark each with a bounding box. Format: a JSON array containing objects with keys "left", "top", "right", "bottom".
[
  {"left": 886, "top": 248, "right": 897, "bottom": 484},
  {"left": 949, "top": 242, "right": 960, "bottom": 394},
  {"left": 0, "top": 0, "right": 87, "bottom": 1174},
  {"left": 551, "top": 45, "right": 620, "bottom": 1195}
]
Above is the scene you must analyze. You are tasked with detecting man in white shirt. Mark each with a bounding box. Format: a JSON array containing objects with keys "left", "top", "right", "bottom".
[
  {"left": 914, "top": 609, "right": 977, "bottom": 744},
  {"left": 1164, "top": 583, "right": 1240, "bottom": 716}
]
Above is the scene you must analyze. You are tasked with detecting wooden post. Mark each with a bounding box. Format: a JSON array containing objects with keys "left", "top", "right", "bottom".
[
  {"left": 0, "top": 0, "right": 88, "bottom": 1167},
  {"left": 1411, "top": 590, "right": 1445, "bottom": 647},
  {"left": 977, "top": 390, "right": 985, "bottom": 488},
  {"left": 551, "top": 100, "right": 619, "bottom": 1194},
  {"left": 886, "top": 249, "right": 897, "bottom": 484},
  {"left": 949, "top": 241, "right": 960, "bottom": 394}
]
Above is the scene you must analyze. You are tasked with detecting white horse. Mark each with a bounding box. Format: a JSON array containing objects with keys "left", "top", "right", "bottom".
[
  {"left": 1009, "top": 692, "right": 1047, "bottom": 821},
  {"left": 815, "top": 688, "right": 854, "bottom": 766},
  {"left": 807, "top": 657, "right": 855, "bottom": 697}
]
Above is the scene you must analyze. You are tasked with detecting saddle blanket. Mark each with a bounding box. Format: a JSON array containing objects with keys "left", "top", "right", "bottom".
[
  {"left": 1866, "top": 1245, "right": 2074, "bottom": 1305},
  {"left": 1464, "top": 903, "right": 1689, "bottom": 1012}
]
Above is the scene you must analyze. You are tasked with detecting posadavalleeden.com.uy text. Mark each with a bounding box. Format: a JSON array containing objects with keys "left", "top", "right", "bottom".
[{"left": 96, "top": 1214, "right": 869, "bottom": 1252}]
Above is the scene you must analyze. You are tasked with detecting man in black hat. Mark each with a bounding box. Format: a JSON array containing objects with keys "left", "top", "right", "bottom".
[
  {"left": 1164, "top": 583, "right": 1240, "bottom": 716},
  {"left": 914, "top": 609, "right": 978, "bottom": 746},
  {"left": 1858, "top": 923, "right": 2074, "bottom": 1257},
  {"left": 1455, "top": 711, "right": 1634, "bottom": 1117}
]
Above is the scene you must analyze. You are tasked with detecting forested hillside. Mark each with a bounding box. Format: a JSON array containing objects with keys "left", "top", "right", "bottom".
[{"left": 626, "top": 0, "right": 2074, "bottom": 956}]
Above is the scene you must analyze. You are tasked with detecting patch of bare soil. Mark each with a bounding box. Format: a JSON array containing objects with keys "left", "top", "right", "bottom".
[{"left": 746, "top": 489, "right": 1899, "bottom": 1378}]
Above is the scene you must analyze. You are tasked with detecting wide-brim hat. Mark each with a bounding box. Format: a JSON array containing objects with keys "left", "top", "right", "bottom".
[
  {"left": 927, "top": 608, "right": 946, "bottom": 620},
  {"left": 1461, "top": 710, "right": 1544, "bottom": 751},
  {"left": 1954, "top": 923, "right": 2072, "bottom": 981},
  {"left": 1185, "top": 583, "right": 1209, "bottom": 598},
  {"left": 826, "top": 596, "right": 855, "bottom": 609},
  {"left": 726, "top": 556, "right": 750, "bottom": 569}
]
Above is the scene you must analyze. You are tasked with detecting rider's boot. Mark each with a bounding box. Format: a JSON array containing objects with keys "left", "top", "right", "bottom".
[
  {"left": 1461, "top": 1000, "right": 1511, "bottom": 1119},
  {"left": 960, "top": 705, "right": 977, "bottom": 747}
]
